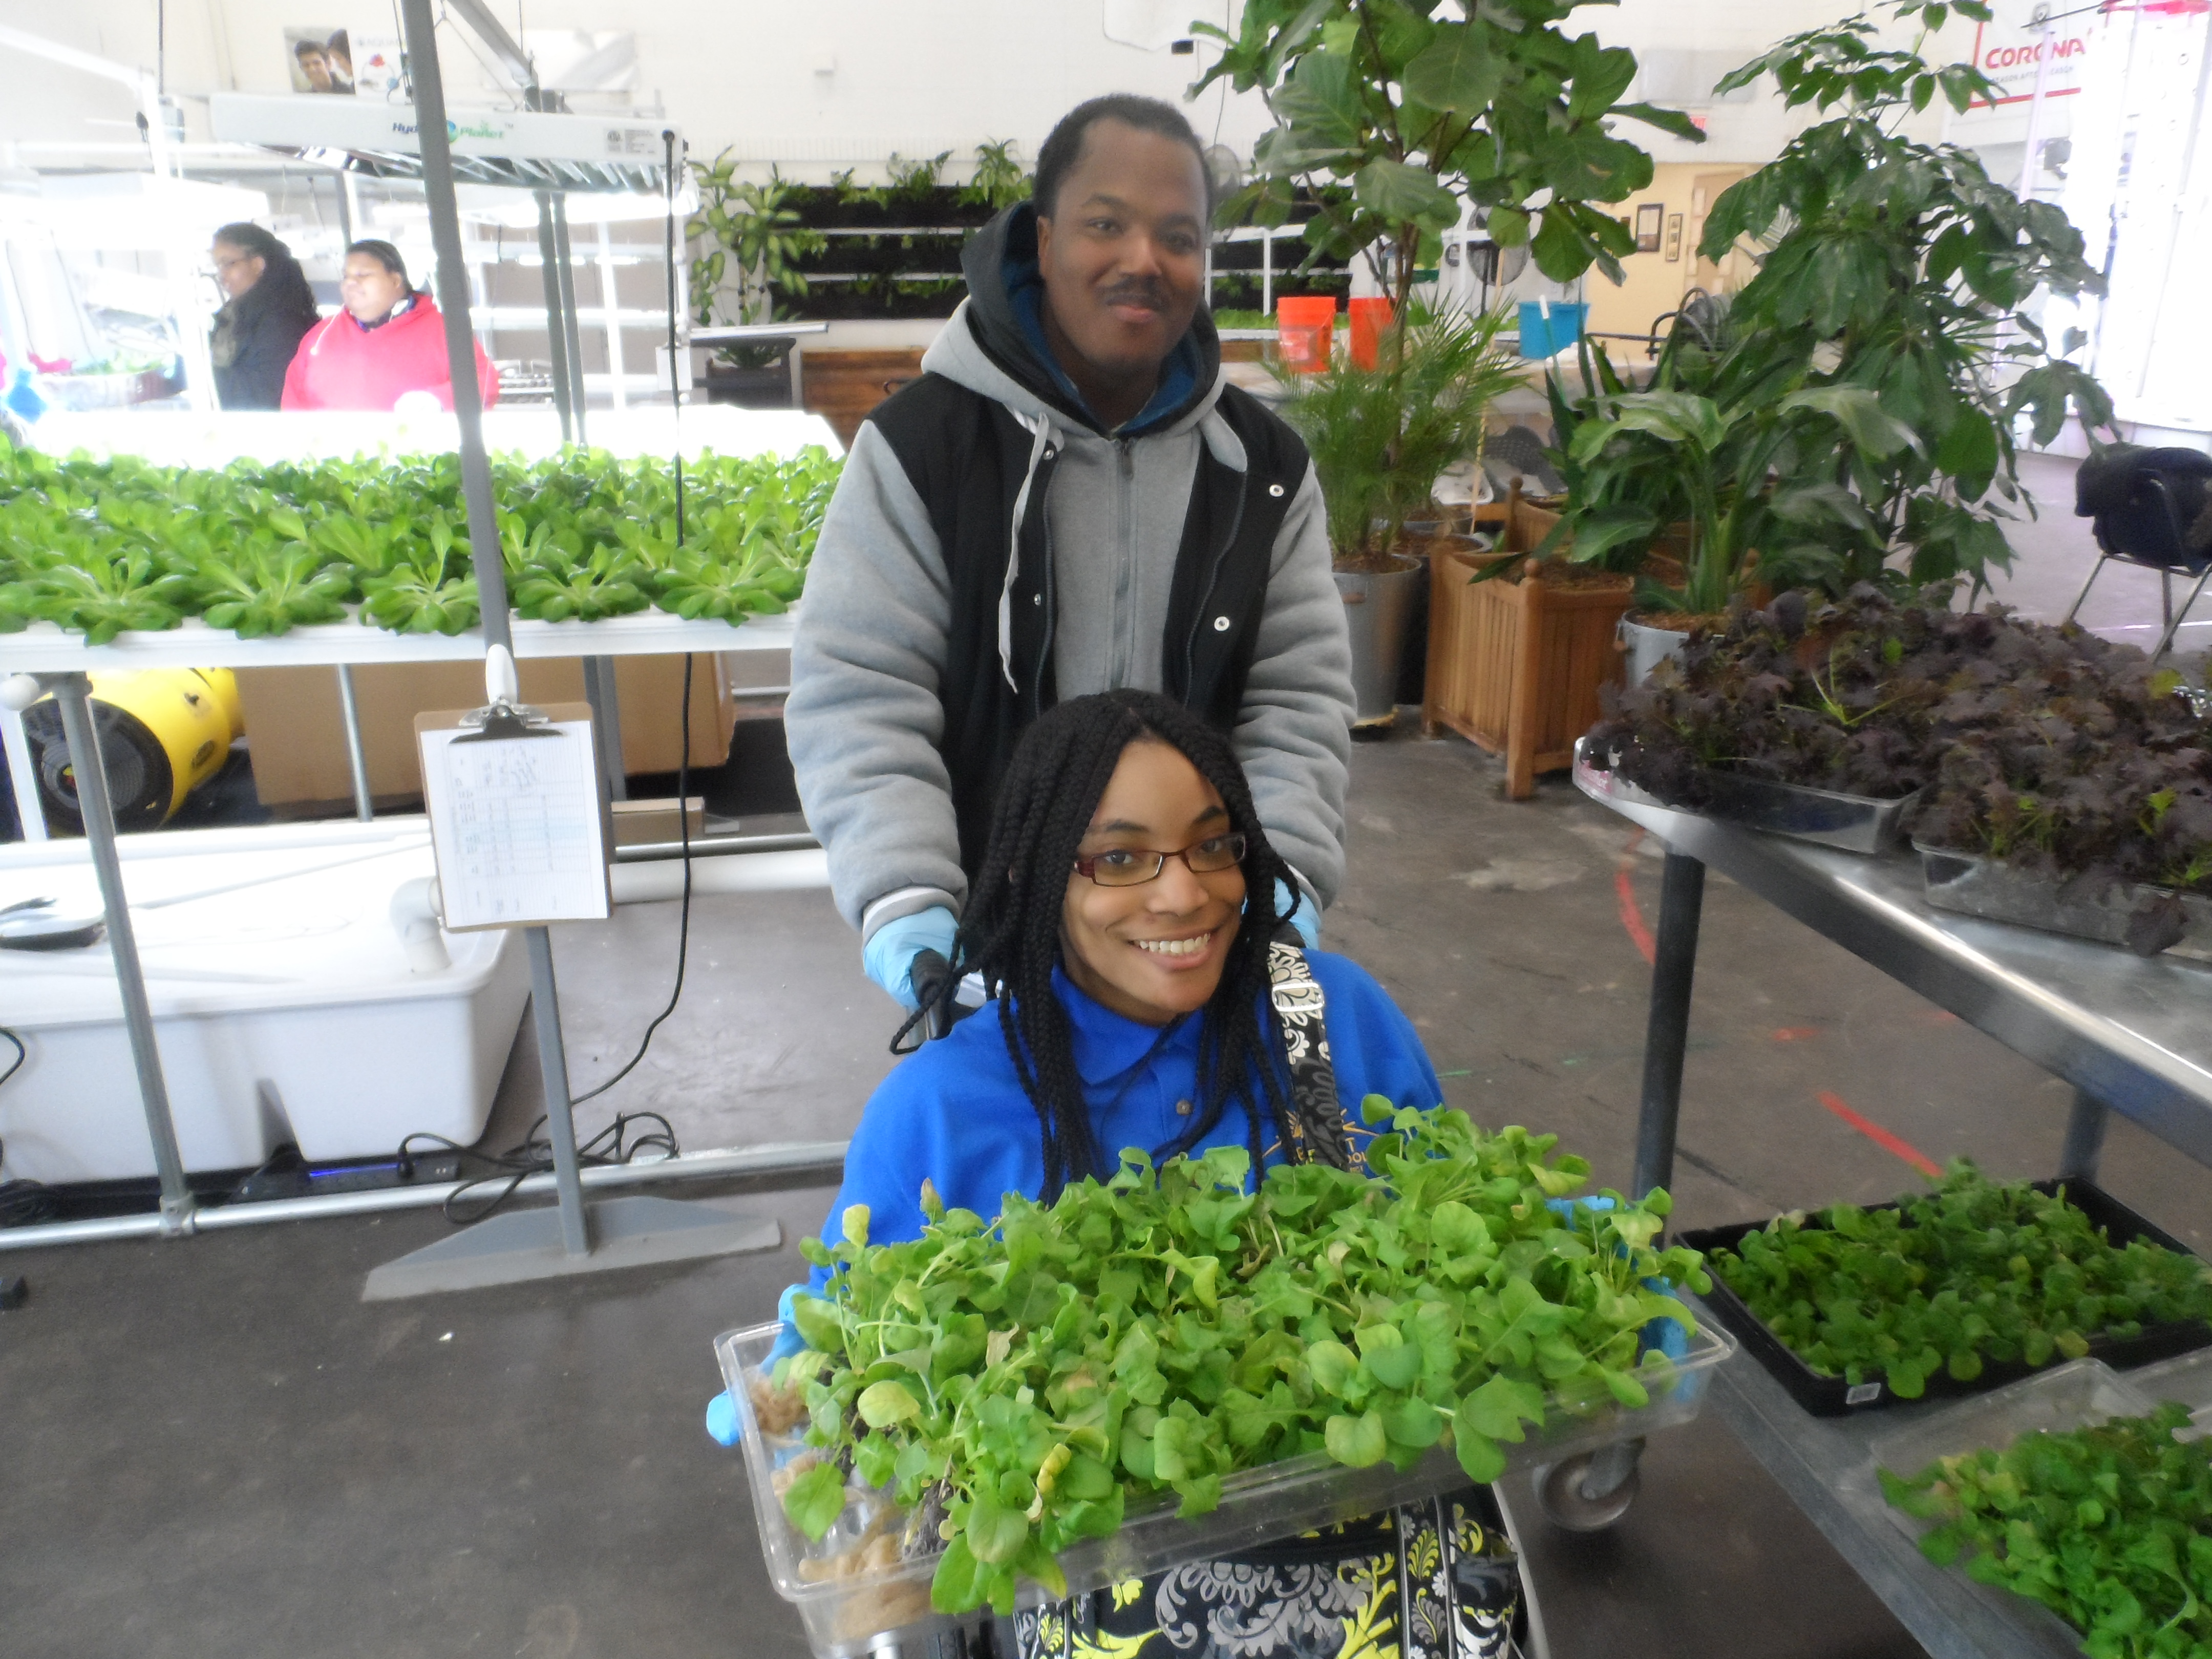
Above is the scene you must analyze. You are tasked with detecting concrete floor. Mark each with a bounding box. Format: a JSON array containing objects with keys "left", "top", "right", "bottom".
[{"left": 5, "top": 451, "right": 2210, "bottom": 1658}]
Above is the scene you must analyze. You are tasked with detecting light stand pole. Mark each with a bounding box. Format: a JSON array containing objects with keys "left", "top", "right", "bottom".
[{"left": 363, "top": 0, "right": 778, "bottom": 1300}]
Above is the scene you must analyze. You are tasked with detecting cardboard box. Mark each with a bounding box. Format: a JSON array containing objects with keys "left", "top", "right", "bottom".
[{"left": 234, "top": 654, "right": 735, "bottom": 810}]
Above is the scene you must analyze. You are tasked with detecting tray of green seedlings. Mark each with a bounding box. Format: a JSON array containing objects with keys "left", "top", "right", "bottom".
[
  {"left": 713, "top": 1099, "right": 1730, "bottom": 1657},
  {"left": 1683, "top": 1164, "right": 2212, "bottom": 1416},
  {"left": 1870, "top": 1358, "right": 2212, "bottom": 1659},
  {"left": 0, "top": 443, "right": 840, "bottom": 642}
]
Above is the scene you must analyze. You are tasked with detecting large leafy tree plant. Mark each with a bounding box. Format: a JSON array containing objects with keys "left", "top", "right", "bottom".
[
  {"left": 1692, "top": 0, "right": 2115, "bottom": 590},
  {"left": 1194, "top": 0, "right": 1700, "bottom": 326}
]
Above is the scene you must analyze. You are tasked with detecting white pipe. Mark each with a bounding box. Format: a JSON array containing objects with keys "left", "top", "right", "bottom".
[
  {"left": 0, "top": 1140, "right": 849, "bottom": 1251},
  {"left": 389, "top": 875, "right": 451, "bottom": 972},
  {"left": 608, "top": 847, "right": 830, "bottom": 903},
  {"left": 0, "top": 24, "right": 153, "bottom": 91}
]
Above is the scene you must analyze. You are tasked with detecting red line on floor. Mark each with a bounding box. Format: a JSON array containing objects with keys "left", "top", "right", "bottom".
[
  {"left": 1614, "top": 866, "right": 1657, "bottom": 965},
  {"left": 1819, "top": 1090, "right": 1942, "bottom": 1177},
  {"left": 1771, "top": 1027, "right": 1823, "bottom": 1041},
  {"left": 1612, "top": 829, "right": 1659, "bottom": 963}
]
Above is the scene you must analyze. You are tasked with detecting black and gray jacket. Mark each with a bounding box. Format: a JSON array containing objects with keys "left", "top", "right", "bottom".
[{"left": 786, "top": 204, "right": 1353, "bottom": 944}]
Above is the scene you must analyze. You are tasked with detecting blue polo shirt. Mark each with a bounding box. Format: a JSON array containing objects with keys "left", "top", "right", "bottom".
[{"left": 809, "top": 949, "right": 1441, "bottom": 1275}]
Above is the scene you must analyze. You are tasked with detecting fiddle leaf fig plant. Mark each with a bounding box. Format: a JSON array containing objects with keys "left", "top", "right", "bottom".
[{"left": 1195, "top": 0, "right": 1697, "bottom": 324}]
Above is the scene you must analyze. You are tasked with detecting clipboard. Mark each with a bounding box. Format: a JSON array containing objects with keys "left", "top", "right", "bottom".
[{"left": 415, "top": 699, "right": 613, "bottom": 931}]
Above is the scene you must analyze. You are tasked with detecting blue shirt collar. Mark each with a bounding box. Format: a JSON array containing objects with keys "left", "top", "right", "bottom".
[{"left": 1048, "top": 964, "right": 1198, "bottom": 1088}]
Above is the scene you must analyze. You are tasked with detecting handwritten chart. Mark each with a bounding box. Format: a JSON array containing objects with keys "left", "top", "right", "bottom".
[{"left": 419, "top": 720, "right": 609, "bottom": 929}]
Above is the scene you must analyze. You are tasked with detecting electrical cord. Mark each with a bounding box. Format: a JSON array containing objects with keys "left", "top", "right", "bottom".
[
  {"left": 0, "top": 1028, "right": 58, "bottom": 1226},
  {"left": 0, "top": 1026, "right": 58, "bottom": 1239},
  {"left": 399, "top": 1109, "right": 682, "bottom": 1225},
  {"left": 560, "top": 126, "right": 697, "bottom": 1111}
]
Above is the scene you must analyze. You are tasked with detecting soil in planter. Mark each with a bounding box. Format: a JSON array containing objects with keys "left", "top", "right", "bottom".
[
  {"left": 1475, "top": 556, "right": 1630, "bottom": 594},
  {"left": 1334, "top": 548, "right": 1426, "bottom": 576},
  {"left": 1629, "top": 608, "right": 1732, "bottom": 633}
]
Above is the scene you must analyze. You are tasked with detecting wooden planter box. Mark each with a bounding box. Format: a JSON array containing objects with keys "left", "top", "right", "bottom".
[{"left": 1422, "top": 486, "right": 1633, "bottom": 798}]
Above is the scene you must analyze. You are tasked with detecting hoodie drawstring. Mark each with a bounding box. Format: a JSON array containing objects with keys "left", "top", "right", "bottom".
[{"left": 999, "top": 411, "right": 1057, "bottom": 691}]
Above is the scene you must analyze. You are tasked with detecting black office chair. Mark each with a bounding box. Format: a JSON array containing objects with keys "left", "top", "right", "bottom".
[{"left": 2067, "top": 442, "right": 2212, "bottom": 660}]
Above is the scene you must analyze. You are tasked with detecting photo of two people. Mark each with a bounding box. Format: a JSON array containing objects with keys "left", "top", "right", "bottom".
[{"left": 283, "top": 28, "right": 353, "bottom": 94}]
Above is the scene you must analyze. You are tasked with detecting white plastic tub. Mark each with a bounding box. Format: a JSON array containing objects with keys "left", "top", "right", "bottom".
[{"left": 0, "top": 820, "right": 527, "bottom": 1183}]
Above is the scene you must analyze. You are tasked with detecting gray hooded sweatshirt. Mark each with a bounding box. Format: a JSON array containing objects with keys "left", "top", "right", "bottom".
[{"left": 786, "top": 211, "right": 1353, "bottom": 943}]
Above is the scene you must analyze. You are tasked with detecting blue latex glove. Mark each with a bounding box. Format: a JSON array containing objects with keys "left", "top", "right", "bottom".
[
  {"left": 861, "top": 906, "right": 959, "bottom": 1010},
  {"left": 1274, "top": 877, "right": 1321, "bottom": 948},
  {"left": 706, "top": 1284, "right": 814, "bottom": 1447},
  {"left": 1546, "top": 1195, "right": 1690, "bottom": 1363},
  {"left": 770, "top": 1282, "right": 810, "bottom": 1362}
]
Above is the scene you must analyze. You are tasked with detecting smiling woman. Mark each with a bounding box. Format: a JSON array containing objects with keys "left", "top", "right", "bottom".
[{"left": 782, "top": 690, "right": 1527, "bottom": 1657}]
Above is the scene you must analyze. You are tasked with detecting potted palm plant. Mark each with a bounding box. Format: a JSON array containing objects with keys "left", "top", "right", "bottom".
[{"left": 1275, "top": 308, "right": 1523, "bottom": 727}]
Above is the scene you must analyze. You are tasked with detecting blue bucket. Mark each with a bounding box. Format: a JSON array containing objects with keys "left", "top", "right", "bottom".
[{"left": 1517, "top": 301, "right": 1587, "bottom": 360}]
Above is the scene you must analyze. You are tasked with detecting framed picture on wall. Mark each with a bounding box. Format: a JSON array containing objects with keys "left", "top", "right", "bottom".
[
  {"left": 1665, "top": 213, "right": 1684, "bottom": 263},
  {"left": 1634, "top": 203, "right": 1664, "bottom": 254}
]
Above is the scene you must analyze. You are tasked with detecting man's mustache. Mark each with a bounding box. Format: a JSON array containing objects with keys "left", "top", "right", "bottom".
[{"left": 1100, "top": 282, "right": 1168, "bottom": 311}]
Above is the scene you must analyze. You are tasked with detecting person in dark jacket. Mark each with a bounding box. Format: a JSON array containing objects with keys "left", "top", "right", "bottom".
[
  {"left": 207, "top": 224, "right": 321, "bottom": 411},
  {"left": 785, "top": 95, "right": 1354, "bottom": 1013}
]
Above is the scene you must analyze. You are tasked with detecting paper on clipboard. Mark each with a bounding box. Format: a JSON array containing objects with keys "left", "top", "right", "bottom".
[{"left": 417, "top": 710, "right": 611, "bottom": 930}]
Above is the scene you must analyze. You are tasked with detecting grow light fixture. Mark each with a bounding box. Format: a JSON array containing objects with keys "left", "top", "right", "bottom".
[{"left": 206, "top": 94, "right": 673, "bottom": 194}]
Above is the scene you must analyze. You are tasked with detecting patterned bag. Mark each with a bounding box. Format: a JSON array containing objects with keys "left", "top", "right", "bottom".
[{"left": 1007, "top": 1487, "right": 1522, "bottom": 1659}]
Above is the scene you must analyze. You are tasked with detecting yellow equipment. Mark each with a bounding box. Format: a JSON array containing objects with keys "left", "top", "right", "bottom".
[{"left": 23, "top": 668, "right": 243, "bottom": 831}]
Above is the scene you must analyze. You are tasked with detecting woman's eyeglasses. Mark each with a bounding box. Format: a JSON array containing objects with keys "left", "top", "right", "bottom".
[{"left": 1072, "top": 833, "right": 1247, "bottom": 888}]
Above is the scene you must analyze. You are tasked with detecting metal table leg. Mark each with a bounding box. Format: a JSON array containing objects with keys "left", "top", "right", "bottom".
[
  {"left": 1633, "top": 848, "right": 1707, "bottom": 1201},
  {"left": 47, "top": 673, "right": 195, "bottom": 1232},
  {"left": 580, "top": 656, "right": 628, "bottom": 801},
  {"left": 334, "top": 664, "right": 374, "bottom": 821},
  {"left": 1552, "top": 846, "right": 1707, "bottom": 1525},
  {"left": 2058, "top": 1088, "right": 2111, "bottom": 1181}
]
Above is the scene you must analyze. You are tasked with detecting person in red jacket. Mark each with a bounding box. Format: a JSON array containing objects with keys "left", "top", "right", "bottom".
[{"left": 281, "top": 240, "right": 500, "bottom": 412}]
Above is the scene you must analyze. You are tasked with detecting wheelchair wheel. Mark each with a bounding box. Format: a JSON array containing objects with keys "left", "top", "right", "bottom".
[{"left": 1534, "top": 1450, "right": 1641, "bottom": 1533}]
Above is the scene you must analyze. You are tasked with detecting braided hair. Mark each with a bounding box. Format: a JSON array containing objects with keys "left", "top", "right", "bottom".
[{"left": 901, "top": 689, "right": 1309, "bottom": 1202}]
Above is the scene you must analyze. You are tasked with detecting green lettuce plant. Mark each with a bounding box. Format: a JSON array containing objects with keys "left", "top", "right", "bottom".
[
  {"left": 776, "top": 1099, "right": 1707, "bottom": 1614},
  {"left": 0, "top": 444, "right": 841, "bottom": 641}
]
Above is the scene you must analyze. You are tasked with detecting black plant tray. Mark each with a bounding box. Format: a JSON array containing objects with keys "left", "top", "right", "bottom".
[{"left": 1680, "top": 1179, "right": 2212, "bottom": 1417}]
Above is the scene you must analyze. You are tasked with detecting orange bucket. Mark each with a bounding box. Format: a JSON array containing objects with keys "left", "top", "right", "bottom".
[
  {"left": 1348, "top": 297, "right": 1395, "bottom": 370},
  {"left": 1275, "top": 296, "right": 1337, "bottom": 373}
]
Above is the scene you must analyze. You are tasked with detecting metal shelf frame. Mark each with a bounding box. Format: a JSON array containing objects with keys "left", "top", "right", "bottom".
[
  {"left": 0, "top": 4, "right": 827, "bottom": 1281},
  {"left": 1575, "top": 753, "right": 2212, "bottom": 1659}
]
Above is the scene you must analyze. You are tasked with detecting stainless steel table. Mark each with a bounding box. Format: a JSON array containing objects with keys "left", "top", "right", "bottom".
[{"left": 1570, "top": 745, "right": 2212, "bottom": 1659}]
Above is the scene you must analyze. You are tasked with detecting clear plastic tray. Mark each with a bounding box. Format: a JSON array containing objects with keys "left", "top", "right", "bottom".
[
  {"left": 2128, "top": 1345, "right": 2212, "bottom": 1437},
  {"left": 1864, "top": 1359, "right": 2158, "bottom": 1658},
  {"left": 716, "top": 1317, "right": 1735, "bottom": 1658}
]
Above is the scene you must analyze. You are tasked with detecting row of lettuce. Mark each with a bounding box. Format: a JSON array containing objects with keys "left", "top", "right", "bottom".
[{"left": 0, "top": 444, "right": 842, "bottom": 643}]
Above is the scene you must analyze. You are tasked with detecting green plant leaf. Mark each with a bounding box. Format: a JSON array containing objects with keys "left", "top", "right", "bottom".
[
  {"left": 1354, "top": 159, "right": 1461, "bottom": 230},
  {"left": 1325, "top": 1410, "right": 1389, "bottom": 1469},
  {"left": 1400, "top": 24, "right": 1504, "bottom": 113},
  {"left": 781, "top": 1461, "right": 847, "bottom": 1540}
]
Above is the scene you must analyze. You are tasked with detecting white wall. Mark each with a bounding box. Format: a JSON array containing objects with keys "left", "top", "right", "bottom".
[{"left": 3, "top": 0, "right": 1972, "bottom": 182}]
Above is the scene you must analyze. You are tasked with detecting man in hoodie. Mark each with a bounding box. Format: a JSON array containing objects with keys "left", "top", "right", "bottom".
[{"left": 786, "top": 95, "right": 1353, "bottom": 1010}]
